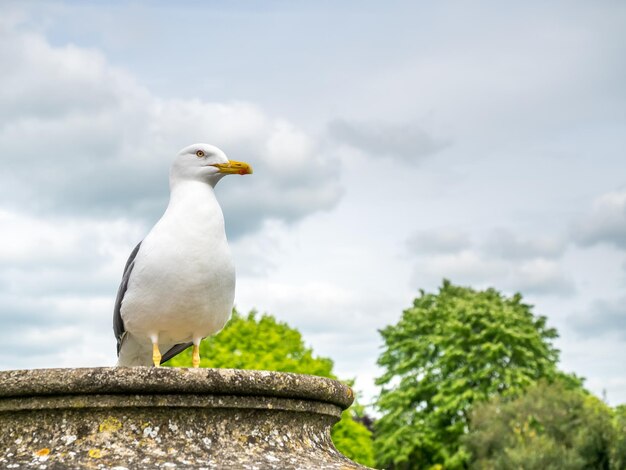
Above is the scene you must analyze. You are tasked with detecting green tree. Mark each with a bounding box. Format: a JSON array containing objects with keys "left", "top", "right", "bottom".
[
  {"left": 465, "top": 380, "right": 614, "bottom": 469},
  {"left": 612, "top": 405, "right": 626, "bottom": 470},
  {"left": 333, "top": 406, "right": 376, "bottom": 468},
  {"left": 375, "top": 280, "right": 570, "bottom": 469},
  {"left": 164, "top": 309, "right": 375, "bottom": 467}
]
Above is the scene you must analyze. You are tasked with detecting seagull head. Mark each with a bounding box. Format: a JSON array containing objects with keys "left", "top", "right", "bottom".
[{"left": 170, "top": 143, "right": 253, "bottom": 187}]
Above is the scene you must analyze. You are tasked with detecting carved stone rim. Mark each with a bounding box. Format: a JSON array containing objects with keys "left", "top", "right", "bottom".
[
  {"left": 0, "top": 394, "right": 343, "bottom": 419},
  {"left": 0, "top": 367, "right": 354, "bottom": 410}
]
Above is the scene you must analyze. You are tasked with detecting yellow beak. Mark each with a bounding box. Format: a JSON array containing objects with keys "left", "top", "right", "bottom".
[{"left": 212, "top": 160, "right": 253, "bottom": 175}]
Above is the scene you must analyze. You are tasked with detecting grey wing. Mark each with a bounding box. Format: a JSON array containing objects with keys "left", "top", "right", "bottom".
[{"left": 113, "top": 242, "right": 142, "bottom": 356}]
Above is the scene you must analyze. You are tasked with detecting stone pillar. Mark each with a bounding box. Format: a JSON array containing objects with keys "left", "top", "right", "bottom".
[{"left": 0, "top": 367, "right": 370, "bottom": 469}]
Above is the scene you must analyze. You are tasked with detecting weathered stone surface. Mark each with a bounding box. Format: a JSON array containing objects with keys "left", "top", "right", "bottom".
[{"left": 0, "top": 367, "right": 370, "bottom": 469}]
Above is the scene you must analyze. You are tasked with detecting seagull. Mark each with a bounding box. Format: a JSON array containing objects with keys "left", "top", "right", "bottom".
[{"left": 113, "top": 143, "right": 252, "bottom": 367}]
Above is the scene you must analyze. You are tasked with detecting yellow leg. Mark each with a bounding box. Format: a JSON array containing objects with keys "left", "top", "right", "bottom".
[
  {"left": 152, "top": 343, "right": 161, "bottom": 367},
  {"left": 192, "top": 344, "right": 200, "bottom": 368}
]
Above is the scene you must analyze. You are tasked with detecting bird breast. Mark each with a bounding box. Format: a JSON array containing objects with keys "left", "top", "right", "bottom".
[{"left": 120, "top": 187, "right": 235, "bottom": 343}]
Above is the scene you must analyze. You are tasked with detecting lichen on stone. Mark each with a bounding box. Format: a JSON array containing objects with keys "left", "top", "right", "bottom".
[{"left": 99, "top": 416, "right": 122, "bottom": 433}]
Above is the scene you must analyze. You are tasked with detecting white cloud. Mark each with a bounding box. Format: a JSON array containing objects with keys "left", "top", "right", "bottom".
[
  {"left": 0, "top": 209, "right": 140, "bottom": 267},
  {"left": 483, "top": 228, "right": 567, "bottom": 260},
  {"left": 421, "top": 250, "right": 506, "bottom": 283},
  {"left": 409, "top": 227, "right": 575, "bottom": 296},
  {"left": 0, "top": 208, "right": 141, "bottom": 367},
  {"left": 569, "top": 296, "right": 626, "bottom": 340},
  {"left": 0, "top": 20, "right": 343, "bottom": 238},
  {"left": 327, "top": 118, "right": 450, "bottom": 163},
  {"left": 407, "top": 228, "right": 470, "bottom": 254},
  {"left": 0, "top": 15, "right": 347, "bottom": 371},
  {"left": 229, "top": 220, "right": 288, "bottom": 277},
  {"left": 513, "top": 259, "right": 575, "bottom": 296},
  {"left": 238, "top": 279, "right": 390, "bottom": 334},
  {"left": 573, "top": 189, "right": 626, "bottom": 250}
]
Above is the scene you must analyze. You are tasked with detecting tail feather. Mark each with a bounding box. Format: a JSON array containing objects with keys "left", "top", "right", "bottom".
[
  {"left": 116, "top": 334, "right": 153, "bottom": 367},
  {"left": 160, "top": 342, "right": 193, "bottom": 365},
  {"left": 116, "top": 334, "right": 194, "bottom": 367}
]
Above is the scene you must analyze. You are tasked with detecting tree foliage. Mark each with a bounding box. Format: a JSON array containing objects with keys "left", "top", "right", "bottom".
[
  {"left": 612, "top": 405, "right": 626, "bottom": 470},
  {"left": 333, "top": 407, "right": 376, "bottom": 468},
  {"left": 165, "top": 309, "right": 334, "bottom": 375},
  {"left": 375, "top": 280, "right": 566, "bottom": 469},
  {"left": 465, "top": 380, "right": 616, "bottom": 469},
  {"left": 164, "top": 309, "right": 375, "bottom": 467}
]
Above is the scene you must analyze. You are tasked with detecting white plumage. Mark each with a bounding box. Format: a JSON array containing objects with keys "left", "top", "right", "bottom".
[{"left": 113, "top": 143, "right": 252, "bottom": 367}]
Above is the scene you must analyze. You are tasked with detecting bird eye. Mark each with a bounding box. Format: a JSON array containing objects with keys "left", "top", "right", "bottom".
[{"left": 196, "top": 150, "right": 205, "bottom": 157}]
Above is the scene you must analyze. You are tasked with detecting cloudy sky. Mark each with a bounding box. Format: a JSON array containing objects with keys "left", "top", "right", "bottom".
[{"left": 1, "top": 1, "right": 625, "bottom": 405}]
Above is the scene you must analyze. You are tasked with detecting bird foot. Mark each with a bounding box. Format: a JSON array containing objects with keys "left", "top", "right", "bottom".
[
  {"left": 192, "top": 344, "right": 200, "bottom": 368},
  {"left": 152, "top": 343, "right": 161, "bottom": 367}
]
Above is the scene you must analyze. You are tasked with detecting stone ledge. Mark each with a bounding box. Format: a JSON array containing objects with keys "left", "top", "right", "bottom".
[
  {"left": 0, "top": 367, "right": 368, "bottom": 469},
  {"left": 0, "top": 367, "right": 354, "bottom": 410},
  {"left": 0, "top": 393, "right": 342, "bottom": 418}
]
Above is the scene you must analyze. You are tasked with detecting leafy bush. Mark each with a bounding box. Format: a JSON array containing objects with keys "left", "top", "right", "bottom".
[{"left": 465, "top": 381, "right": 614, "bottom": 470}]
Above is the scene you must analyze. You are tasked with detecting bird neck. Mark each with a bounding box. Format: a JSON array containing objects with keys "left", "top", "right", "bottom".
[{"left": 165, "top": 180, "right": 224, "bottom": 226}]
